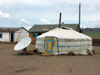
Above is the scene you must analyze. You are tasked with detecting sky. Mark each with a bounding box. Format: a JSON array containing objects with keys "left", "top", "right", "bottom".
[{"left": 0, "top": 0, "right": 100, "bottom": 30}]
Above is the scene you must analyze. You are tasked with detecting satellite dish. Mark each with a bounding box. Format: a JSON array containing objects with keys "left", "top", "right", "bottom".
[{"left": 14, "top": 37, "right": 31, "bottom": 51}]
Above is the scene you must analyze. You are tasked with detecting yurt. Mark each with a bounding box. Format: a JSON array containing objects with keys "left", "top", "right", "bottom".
[{"left": 35, "top": 27, "right": 93, "bottom": 55}]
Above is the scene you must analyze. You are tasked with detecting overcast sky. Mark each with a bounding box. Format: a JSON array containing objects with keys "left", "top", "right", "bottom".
[{"left": 0, "top": 0, "right": 100, "bottom": 30}]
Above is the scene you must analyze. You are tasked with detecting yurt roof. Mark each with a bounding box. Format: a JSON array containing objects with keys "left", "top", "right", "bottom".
[{"left": 37, "top": 27, "right": 92, "bottom": 40}]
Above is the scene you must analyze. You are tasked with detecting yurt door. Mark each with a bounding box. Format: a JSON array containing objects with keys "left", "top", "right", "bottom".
[{"left": 44, "top": 37, "right": 55, "bottom": 54}]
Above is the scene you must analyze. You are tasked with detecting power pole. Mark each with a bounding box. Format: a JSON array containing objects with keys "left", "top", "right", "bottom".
[
  {"left": 59, "top": 13, "right": 62, "bottom": 28},
  {"left": 79, "top": 3, "right": 81, "bottom": 28}
]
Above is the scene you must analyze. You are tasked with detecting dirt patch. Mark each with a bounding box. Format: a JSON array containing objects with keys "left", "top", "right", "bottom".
[{"left": 0, "top": 43, "right": 100, "bottom": 75}]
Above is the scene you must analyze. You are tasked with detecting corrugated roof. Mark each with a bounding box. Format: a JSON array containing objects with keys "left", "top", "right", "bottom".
[
  {"left": 29, "top": 24, "right": 79, "bottom": 32},
  {"left": 0, "top": 27, "right": 26, "bottom": 32}
]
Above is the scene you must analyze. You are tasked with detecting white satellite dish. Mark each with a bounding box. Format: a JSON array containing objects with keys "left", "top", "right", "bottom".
[{"left": 14, "top": 37, "right": 31, "bottom": 51}]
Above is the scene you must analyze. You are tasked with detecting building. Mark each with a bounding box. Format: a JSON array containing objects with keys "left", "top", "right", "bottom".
[
  {"left": 28, "top": 24, "right": 82, "bottom": 43},
  {"left": 0, "top": 27, "right": 29, "bottom": 42}
]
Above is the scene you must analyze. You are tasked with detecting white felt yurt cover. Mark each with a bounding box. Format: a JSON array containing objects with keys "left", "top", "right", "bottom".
[{"left": 35, "top": 27, "right": 93, "bottom": 55}]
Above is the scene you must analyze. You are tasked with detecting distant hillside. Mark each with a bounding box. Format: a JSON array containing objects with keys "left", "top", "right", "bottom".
[
  {"left": 83, "top": 28, "right": 100, "bottom": 38},
  {"left": 83, "top": 28, "right": 100, "bottom": 32}
]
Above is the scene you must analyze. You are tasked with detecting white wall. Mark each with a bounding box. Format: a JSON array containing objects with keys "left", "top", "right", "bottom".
[
  {"left": 0, "top": 32, "right": 9, "bottom": 42},
  {"left": 14, "top": 29, "right": 29, "bottom": 42},
  {"left": 0, "top": 29, "right": 29, "bottom": 42}
]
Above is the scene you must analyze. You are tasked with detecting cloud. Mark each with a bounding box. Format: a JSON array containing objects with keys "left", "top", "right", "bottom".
[
  {"left": 19, "top": 19, "right": 32, "bottom": 26},
  {"left": 0, "top": 23, "right": 4, "bottom": 26},
  {"left": 25, "top": 26, "right": 32, "bottom": 30},
  {"left": 0, "top": 0, "right": 100, "bottom": 29},
  {"left": 0, "top": 0, "right": 98, "bottom": 6},
  {"left": 0, "top": 11, "right": 10, "bottom": 19},
  {"left": 95, "top": 3, "right": 100, "bottom": 11},
  {"left": 40, "top": 19, "right": 52, "bottom": 24},
  {"left": 83, "top": 20, "right": 100, "bottom": 28},
  {"left": 16, "top": 15, "right": 19, "bottom": 18},
  {"left": 0, "top": 23, "right": 8, "bottom": 26}
]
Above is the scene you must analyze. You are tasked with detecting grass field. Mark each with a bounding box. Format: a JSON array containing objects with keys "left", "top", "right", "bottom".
[{"left": 83, "top": 32, "right": 100, "bottom": 38}]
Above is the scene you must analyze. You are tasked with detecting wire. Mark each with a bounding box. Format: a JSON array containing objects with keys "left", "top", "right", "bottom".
[{"left": 66, "top": 8, "right": 79, "bottom": 22}]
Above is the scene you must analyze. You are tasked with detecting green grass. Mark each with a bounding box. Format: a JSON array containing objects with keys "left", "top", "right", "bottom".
[{"left": 83, "top": 32, "right": 100, "bottom": 38}]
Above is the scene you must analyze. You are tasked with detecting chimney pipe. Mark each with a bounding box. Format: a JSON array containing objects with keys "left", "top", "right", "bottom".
[{"left": 59, "top": 13, "right": 62, "bottom": 28}]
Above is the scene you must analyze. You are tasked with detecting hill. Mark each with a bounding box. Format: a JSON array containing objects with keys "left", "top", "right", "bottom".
[{"left": 83, "top": 28, "right": 100, "bottom": 38}]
